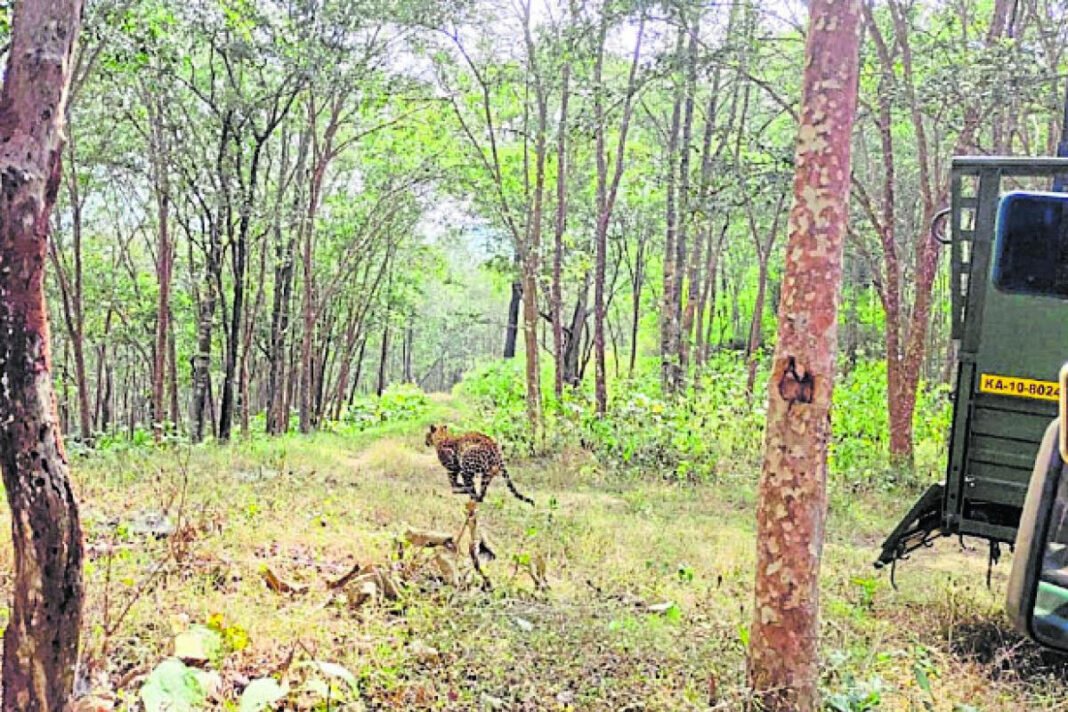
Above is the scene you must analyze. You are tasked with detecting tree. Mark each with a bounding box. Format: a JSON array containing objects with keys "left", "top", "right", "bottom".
[
  {"left": 0, "top": 0, "right": 86, "bottom": 708},
  {"left": 853, "top": 0, "right": 1022, "bottom": 464},
  {"left": 592, "top": 4, "right": 645, "bottom": 414},
  {"left": 747, "top": 1, "right": 861, "bottom": 710}
]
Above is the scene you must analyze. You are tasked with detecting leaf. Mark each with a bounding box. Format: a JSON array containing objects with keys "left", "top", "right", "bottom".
[
  {"left": 260, "top": 565, "right": 308, "bottom": 595},
  {"left": 140, "top": 658, "right": 208, "bottom": 712},
  {"left": 913, "top": 662, "right": 932, "bottom": 693},
  {"left": 737, "top": 623, "right": 750, "bottom": 648},
  {"left": 304, "top": 660, "right": 358, "bottom": 692},
  {"left": 173, "top": 625, "right": 223, "bottom": 664},
  {"left": 405, "top": 527, "right": 454, "bottom": 549},
  {"left": 239, "top": 678, "right": 288, "bottom": 712}
]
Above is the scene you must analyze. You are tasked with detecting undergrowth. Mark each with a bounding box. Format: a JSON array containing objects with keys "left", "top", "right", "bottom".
[{"left": 455, "top": 353, "right": 950, "bottom": 495}]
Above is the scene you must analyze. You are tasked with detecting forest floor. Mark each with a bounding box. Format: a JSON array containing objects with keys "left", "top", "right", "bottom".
[{"left": 5, "top": 397, "right": 1068, "bottom": 710}]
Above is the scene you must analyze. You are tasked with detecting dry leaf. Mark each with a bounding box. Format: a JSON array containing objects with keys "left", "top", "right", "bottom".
[
  {"left": 327, "top": 563, "right": 363, "bottom": 590},
  {"left": 405, "top": 528, "right": 454, "bottom": 549},
  {"left": 69, "top": 694, "right": 116, "bottom": 712},
  {"left": 433, "top": 552, "right": 458, "bottom": 586},
  {"left": 260, "top": 566, "right": 308, "bottom": 595},
  {"left": 408, "top": 639, "right": 440, "bottom": 663}
]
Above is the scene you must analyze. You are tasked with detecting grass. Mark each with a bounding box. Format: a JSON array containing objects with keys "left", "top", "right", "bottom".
[{"left": 0, "top": 399, "right": 1064, "bottom": 710}]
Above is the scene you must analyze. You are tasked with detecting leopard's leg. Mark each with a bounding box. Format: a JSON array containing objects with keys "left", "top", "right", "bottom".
[
  {"left": 447, "top": 466, "right": 467, "bottom": 493},
  {"left": 459, "top": 463, "right": 477, "bottom": 498},
  {"left": 474, "top": 469, "right": 493, "bottom": 502}
]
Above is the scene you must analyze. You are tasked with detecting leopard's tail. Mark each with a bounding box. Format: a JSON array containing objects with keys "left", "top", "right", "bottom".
[{"left": 501, "top": 466, "right": 534, "bottom": 506}]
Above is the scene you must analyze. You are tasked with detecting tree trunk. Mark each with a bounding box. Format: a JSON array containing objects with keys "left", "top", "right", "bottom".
[
  {"left": 628, "top": 235, "right": 645, "bottom": 378},
  {"left": 660, "top": 29, "right": 685, "bottom": 394},
  {"left": 240, "top": 223, "right": 267, "bottom": 437},
  {"left": 220, "top": 139, "right": 267, "bottom": 441},
  {"left": 520, "top": 265, "right": 542, "bottom": 429},
  {"left": 682, "top": 87, "right": 718, "bottom": 373},
  {"left": 168, "top": 317, "right": 180, "bottom": 429},
  {"left": 672, "top": 18, "right": 699, "bottom": 381},
  {"left": 860, "top": 0, "right": 983, "bottom": 466},
  {"left": 349, "top": 335, "right": 368, "bottom": 404},
  {"left": 551, "top": 62, "right": 570, "bottom": 400},
  {"left": 298, "top": 96, "right": 342, "bottom": 434},
  {"left": 504, "top": 277, "right": 521, "bottom": 358},
  {"left": 150, "top": 96, "right": 172, "bottom": 440},
  {"left": 696, "top": 220, "right": 726, "bottom": 370},
  {"left": 745, "top": 260, "right": 768, "bottom": 394},
  {"left": 562, "top": 274, "right": 590, "bottom": 386},
  {"left": 191, "top": 224, "right": 219, "bottom": 443},
  {"left": 53, "top": 136, "right": 92, "bottom": 441},
  {"left": 0, "top": 0, "right": 86, "bottom": 707},
  {"left": 267, "top": 127, "right": 307, "bottom": 435},
  {"left": 748, "top": 2, "right": 860, "bottom": 710},
  {"left": 377, "top": 322, "right": 390, "bottom": 397},
  {"left": 592, "top": 9, "right": 644, "bottom": 414}
]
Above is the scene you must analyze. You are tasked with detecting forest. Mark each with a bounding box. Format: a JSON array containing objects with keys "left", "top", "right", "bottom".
[{"left": 0, "top": 0, "right": 1066, "bottom": 710}]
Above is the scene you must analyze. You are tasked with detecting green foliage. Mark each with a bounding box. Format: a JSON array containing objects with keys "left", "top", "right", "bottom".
[
  {"left": 455, "top": 359, "right": 538, "bottom": 453},
  {"left": 139, "top": 658, "right": 212, "bottom": 712},
  {"left": 567, "top": 352, "right": 766, "bottom": 481},
  {"left": 341, "top": 384, "right": 430, "bottom": 431},
  {"left": 96, "top": 427, "right": 155, "bottom": 452},
  {"left": 823, "top": 674, "right": 885, "bottom": 712},
  {"left": 238, "top": 678, "right": 288, "bottom": 712},
  {"left": 458, "top": 353, "right": 950, "bottom": 492},
  {"left": 831, "top": 360, "right": 951, "bottom": 490}
]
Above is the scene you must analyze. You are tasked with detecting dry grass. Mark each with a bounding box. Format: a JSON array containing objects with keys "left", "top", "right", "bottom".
[{"left": 0, "top": 416, "right": 1063, "bottom": 710}]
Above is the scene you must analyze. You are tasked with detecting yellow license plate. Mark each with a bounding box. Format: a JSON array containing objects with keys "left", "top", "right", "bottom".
[{"left": 978, "top": 373, "right": 1060, "bottom": 402}]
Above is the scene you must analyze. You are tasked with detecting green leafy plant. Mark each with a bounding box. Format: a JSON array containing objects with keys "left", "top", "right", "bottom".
[{"left": 140, "top": 658, "right": 214, "bottom": 712}]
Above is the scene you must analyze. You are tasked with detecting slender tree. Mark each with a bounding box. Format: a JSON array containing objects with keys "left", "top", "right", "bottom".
[
  {"left": 747, "top": 1, "right": 861, "bottom": 710},
  {"left": 0, "top": 0, "right": 86, "bottom": 707},
  {"left": 592, "top": 6, "right": 645, "bottom": 414}
]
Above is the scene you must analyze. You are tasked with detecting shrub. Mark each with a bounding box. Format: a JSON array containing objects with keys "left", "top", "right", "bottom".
[
  {"left": 831, "top": 360, "right": 950, "bottom": 490},
  {"left": 457, "top": 353, "right": 950, "bottom": 491},
  {"left": 342, "top": 383, "right": 430, "bottom": 431}
]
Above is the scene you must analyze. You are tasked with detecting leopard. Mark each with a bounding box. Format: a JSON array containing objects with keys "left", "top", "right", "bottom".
[{"left": 425, "top": 424, "right": 534, "bottom": 506}]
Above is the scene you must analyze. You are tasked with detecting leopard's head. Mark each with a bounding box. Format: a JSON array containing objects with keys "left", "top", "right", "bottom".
[{"left": 425, "top": 424, "right": 450, "bottom": 448}]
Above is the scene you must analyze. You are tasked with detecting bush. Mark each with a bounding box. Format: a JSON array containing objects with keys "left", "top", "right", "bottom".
[
  {"left": 458, "top": 352, "right": 767, "bottom": 481},
  {"left": 562, "top": 352, "right": 766, "bottom": 481},
  {"left": 831, "top": 360, "right": 950, "bottom": 490},
  {"left": 341, "top": 383, "right": 430, "bottom": 431},
  {"left": 457, "top": 353, "right": 951, "bottom": 491}
]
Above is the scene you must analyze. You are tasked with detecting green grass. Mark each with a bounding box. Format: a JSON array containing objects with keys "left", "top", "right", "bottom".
[{"left": 2, "top": 402, "right": 1065, "bottom": 710}]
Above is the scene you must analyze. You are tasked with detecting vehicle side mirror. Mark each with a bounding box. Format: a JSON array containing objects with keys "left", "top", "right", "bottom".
[{"left": 1007, "top": 363, "right": 1068, "bottom": 649}]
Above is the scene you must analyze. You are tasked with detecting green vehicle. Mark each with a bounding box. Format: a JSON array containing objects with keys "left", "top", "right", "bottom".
[
  {"left": 874, "top": 154, "right": 1068, "bottom": 653},
  {"left": 877, "top": 157, "right": 1068, "bottom": 583}
]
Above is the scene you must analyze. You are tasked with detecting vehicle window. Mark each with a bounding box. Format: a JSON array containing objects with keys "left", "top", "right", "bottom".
[{"left": 994, "top": 194, "right": 1068, "bottom": 298}]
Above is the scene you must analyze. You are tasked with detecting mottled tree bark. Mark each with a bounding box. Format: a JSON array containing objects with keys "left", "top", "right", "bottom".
[
  {"left": 0, "top": 0, "right": 86, "bottom": 708},
  {"left": 748, "top": 2, "right": 860, "bottom": 710}
]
